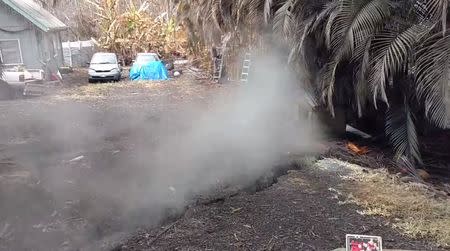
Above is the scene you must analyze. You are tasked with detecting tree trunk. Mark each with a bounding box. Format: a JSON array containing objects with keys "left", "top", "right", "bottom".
[{"left": 312, "top": 106, "right": 347, "bottom": 137}]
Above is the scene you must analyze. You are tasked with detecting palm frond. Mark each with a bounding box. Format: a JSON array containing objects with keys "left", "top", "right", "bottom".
[
  {"left": 321, "top": 59, "right": 339, "bottom": 116},
  {"left": 237, "top": 0, "right": 265, "bottom": 26},
  {"left": 310, "top": 1, "right": 339, "bottom": 34},
  {"left": 264, "top": 0, "right": 273, "bottom": 24},
  {"left": 330, "top": 0, "right": 391, "bottom": 57},
  {"left": 385, "top": 97, "right": 422, "bottom": 164},
  {"left": 415, "top": 31, "right": 450, "bottom": 128},
  {"left": 397, "top": 156, "right": 421, "bottom": 180},
  {"left": 273, "top": 0, "right": 295, "bottom": 38},
  {"left": 421, "top": 0, "right": 448, "bottom": 34},
  {"left": 321, "top": 0, "right": 391, "bottom": 115},
  {"left": 290, "top": 0, "right": 310, "bottom": 22},
  {"left": 368, "top": 24, "right": 429, "bottom": 107},
  {"left": 325, "top": 10, "right": 338, "bottom": 49},
  {"left": 355, "top": 38, "right": 372, "bottom": 117},
  {"left": 288, "top": 16, "right": 316, "bottom": 64},
  {"left": 212, "top": 0, "right": 224, "bottom": 31}
]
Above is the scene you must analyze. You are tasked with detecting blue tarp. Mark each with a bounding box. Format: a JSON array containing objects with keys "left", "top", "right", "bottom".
[{"left": 129, "top": 61, "right": 169, "bottom": 81}]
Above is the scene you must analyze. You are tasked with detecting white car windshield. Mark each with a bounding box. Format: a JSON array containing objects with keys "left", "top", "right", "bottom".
[
  {"left": 136, "top": 54, "right": 158, "bottom": 64},
  {"left": 91, "top": 54, "right": 117, "bottom": 64}
]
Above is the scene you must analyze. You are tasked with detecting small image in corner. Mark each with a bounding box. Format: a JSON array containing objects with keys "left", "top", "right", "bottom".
[{"left": 346, "top": 234, "right": 382, "bottom": 251}]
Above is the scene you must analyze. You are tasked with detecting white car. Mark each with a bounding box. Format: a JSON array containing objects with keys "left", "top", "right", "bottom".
[
  {"left": 88, "top": 53, "right": 122, "bottom": 83},
  {"left": 132, "top": 53, "right": 174, "bottom": 70},
  {"left": 133, "top": 53, "right": 160, "bottom": 64}
]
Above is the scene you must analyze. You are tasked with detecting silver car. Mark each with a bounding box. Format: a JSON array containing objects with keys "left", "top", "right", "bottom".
[
  {"left": 88, "top": 53, "right": 122, "bottom": 83},
  {"left": 132, "top": 53, "right": 174, "bottom": 71},
  {"left": 133, "top": 53, "right": 160, "bottom": 64}
]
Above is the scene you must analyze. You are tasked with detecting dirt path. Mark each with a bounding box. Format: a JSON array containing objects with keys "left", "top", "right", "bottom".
[{"left": 118, "top": 162, "right": 443, "bottom": 251}]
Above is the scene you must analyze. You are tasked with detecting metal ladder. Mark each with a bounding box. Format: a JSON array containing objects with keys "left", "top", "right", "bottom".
[
  {"left": 240, "top": 52, "right": 251, "bottom": 83},
  {"left": 213, "top": 33, "right": 232, "bottom": 82},
  {"left": 213, "top": 47, "right": 224, "bottom": 81}
]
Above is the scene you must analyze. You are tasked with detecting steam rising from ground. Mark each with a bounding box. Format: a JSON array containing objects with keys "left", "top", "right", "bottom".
[{"left": 0, "top": 53, "right": 318, "bottom": 250}]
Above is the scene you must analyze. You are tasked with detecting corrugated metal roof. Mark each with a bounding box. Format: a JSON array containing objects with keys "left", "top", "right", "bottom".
[{"left": 1, "top": 0, "right": 67, "bottom": 32}]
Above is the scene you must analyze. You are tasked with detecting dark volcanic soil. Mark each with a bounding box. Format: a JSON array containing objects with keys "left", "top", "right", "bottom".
[
  {"left": 0, "top": 76, "right": 228, "bottom": 251},
  {"left": 0, "top": 74, "right": 446, "bottom": 251},
  {"left": 118, "top": 165, "right": 443, "bottom": 251}
]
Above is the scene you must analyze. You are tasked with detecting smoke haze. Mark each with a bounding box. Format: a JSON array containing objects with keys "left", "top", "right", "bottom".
[{"left": 0, "top": 53, "right": 319, "bottom": 250}]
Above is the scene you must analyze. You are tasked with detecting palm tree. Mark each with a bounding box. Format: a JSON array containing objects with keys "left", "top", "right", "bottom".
[
  {"left": 290, "top": 0, "right": 449, "bottom": 169},
  {"left": 177, "top": 0, "right": 449, "bottom": 172}
]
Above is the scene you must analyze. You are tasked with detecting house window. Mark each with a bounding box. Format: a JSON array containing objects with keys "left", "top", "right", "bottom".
[{"left": 0, "top": 40, "right": 23, "bottom": 65}]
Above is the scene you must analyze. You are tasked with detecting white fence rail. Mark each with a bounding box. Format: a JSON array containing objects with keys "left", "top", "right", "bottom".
[{"left": 62, "top": 40, "right": 96, "bottom": 67}]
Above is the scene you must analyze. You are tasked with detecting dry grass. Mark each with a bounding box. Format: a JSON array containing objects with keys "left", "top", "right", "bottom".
[
  {"left": 52, "top": 83, "right": 122, "bottom": 100},
  {"left": 52, "top": 81, "right": 169, "bottom": 100},
  {"left": 318, "top": 159, "right": 450, "bottom": 248},
  {"left": 285, "top": 171, "right": 313, "bottom": 190},
  {"left": 49, "top": 75, "right": 218, "bottom": 103}
]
